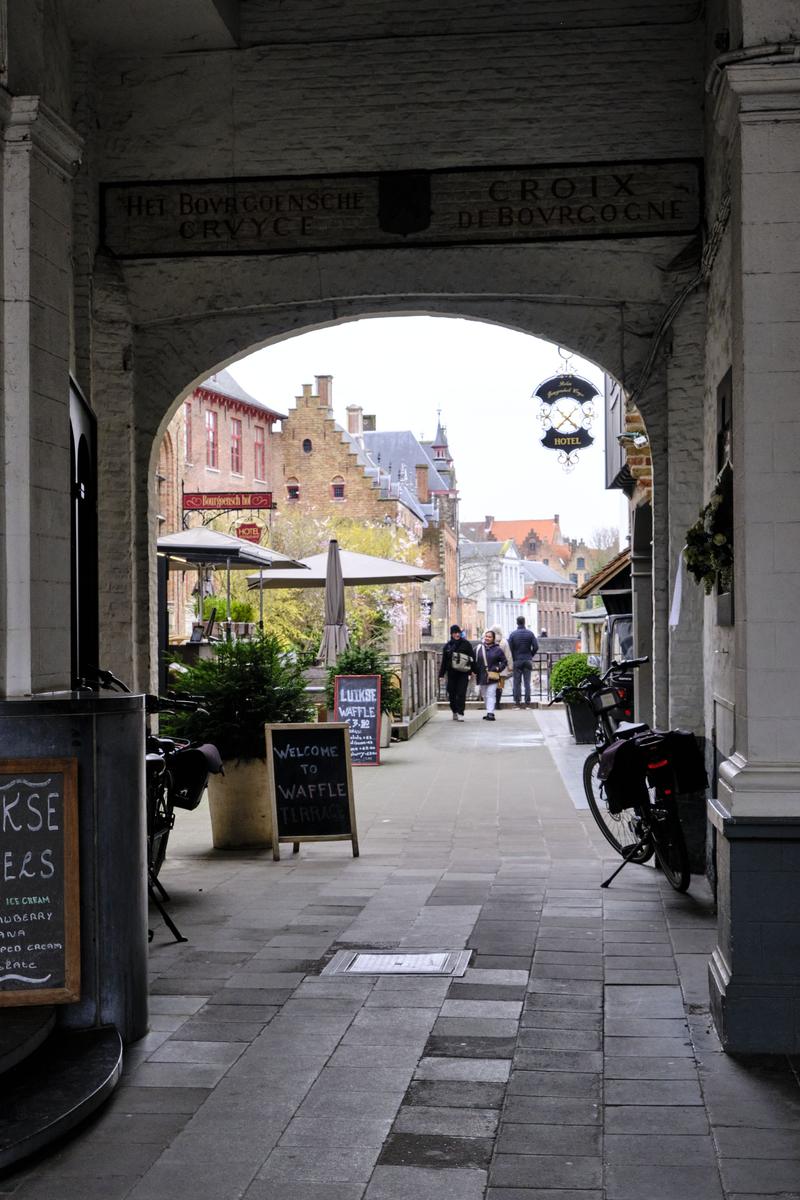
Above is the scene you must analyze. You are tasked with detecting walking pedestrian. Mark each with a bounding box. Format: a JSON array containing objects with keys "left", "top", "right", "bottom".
[
  {"left": 475, "top": 629, "right": 508, "bottom": 721},
  {"left": 490, "top": 624, "right": 513, "bottom": 710},
  {"left": 438, "top": 623, "right": 476, "bottom": 721},
  {"left": 508, "top": 615, "right": 539, "bottom": 707}
]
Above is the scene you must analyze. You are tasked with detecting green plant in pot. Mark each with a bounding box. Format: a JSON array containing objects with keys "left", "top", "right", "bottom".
[
  {"left": 325, "top": 644, "right": 402, "bottom": 746},
  {"left": 164, "top": 633, "right": 314, "bottom": 849},
  {"left": 549, "top": 652, "right": 599, "bottom": 744}
]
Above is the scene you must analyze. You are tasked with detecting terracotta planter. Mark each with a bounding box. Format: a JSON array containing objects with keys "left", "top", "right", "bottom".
[{"left": 207, "top": 758, "right": 272, "bottom": 849}]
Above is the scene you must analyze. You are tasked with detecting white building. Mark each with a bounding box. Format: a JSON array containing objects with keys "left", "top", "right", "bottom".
[{"left": 459, "top": 539, "right": 537, "bottom": 638}]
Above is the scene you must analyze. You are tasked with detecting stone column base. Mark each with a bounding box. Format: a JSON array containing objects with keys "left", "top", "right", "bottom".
[{"left": 708, "top": 798, "right": 800, "bottom": 1053}]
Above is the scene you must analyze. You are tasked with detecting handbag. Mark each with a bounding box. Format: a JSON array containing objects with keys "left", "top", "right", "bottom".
[
  {"left": 450, "top": 649, "right": 472, "bottom": 673},
  {"left": 487, "top": 669, "right": 501, "bottom": 683}
]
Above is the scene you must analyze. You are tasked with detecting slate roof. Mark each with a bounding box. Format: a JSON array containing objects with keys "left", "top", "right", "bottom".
[
  {"left": 362, "top": 430, "right": 450, "bottom": 494},
  {"left": 519, "top": 560, "right": 572, "bottom": 584},
  {"left": 199, "top": 369, "right": 287, "bottom": 419},
  {"left": 460, "top": 538, "right": 518, "bottom": 558}
]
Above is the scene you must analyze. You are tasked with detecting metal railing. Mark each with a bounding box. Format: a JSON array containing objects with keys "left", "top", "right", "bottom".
[
  {"left": 436, "top": 651, "right": 564, "bottom": 703},
  {"left": 388, "top": 649, "right": 440, "bottom": 724}
]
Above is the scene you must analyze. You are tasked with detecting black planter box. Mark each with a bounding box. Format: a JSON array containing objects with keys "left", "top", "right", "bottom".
[{"left": 566, "top": 699, "right": 596, "bottom": 744}]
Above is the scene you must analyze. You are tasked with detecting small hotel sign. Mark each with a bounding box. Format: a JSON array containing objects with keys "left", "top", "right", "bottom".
[
  {"left": 183, "top": 491, "right": 273, "bottom": 510},
  {"left": 101, "top": 160, "right": 701, "bottom": 258}
]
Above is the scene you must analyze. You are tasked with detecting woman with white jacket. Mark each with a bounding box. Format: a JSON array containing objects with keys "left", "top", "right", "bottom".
[{"left": 491, "top": 624, "right": 513, "bottom": 710}]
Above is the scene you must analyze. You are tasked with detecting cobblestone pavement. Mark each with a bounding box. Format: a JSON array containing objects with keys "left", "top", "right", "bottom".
[{"left": 3, "top": 711, "right": 799, "bottom": 1199}]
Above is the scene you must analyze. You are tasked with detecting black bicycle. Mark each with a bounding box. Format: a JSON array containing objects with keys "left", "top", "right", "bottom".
[{"left": 555, "top": 658, "right": 702, "bottom": 893}]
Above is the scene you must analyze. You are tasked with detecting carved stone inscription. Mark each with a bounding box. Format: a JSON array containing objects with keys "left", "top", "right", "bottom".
[{"left": 102, "top": 160, "right": 700, "bottom": 258}]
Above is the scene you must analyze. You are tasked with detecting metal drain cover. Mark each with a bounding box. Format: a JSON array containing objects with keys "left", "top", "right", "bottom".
[{"left": 322, "top": 950, "right": 471, "bottom": 977}]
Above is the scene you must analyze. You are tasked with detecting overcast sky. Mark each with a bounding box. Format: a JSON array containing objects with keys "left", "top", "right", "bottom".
[{"left": 228, "top": 315, "right": 628, "bottom": 546}]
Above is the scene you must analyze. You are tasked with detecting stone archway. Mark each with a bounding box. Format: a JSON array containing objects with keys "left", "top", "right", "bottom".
[{"left": 89, "top": 240, "right": 703, "bottom": 701}]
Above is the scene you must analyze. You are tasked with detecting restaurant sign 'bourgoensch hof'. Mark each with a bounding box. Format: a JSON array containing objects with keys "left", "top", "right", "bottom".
[{"left": 183, "top": 491, "right": 274, "bottom": 510}]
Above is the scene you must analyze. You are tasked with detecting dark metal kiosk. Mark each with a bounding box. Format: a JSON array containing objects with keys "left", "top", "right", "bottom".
[{"left": 0, "top": 693, "right": 148, "bottom": 1167}]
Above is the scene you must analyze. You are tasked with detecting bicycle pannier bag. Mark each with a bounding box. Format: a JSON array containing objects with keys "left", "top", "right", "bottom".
[
  {"left": 659, "top": 729, "right": 708, "bottom": 794},
  {"left": 170, "top": 744, "right": 223, "bottom": 810},
  {"left": 598, "top": 737, "right": 649, "bottom": 815}
]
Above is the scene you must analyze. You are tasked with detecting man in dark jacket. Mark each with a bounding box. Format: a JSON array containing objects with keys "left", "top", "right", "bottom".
[
  {"left": 438, "top": 624, "right": 476, "bottom": 721},
  {"left": 508, "top": 616, "right": 539, "bottom": 708}
]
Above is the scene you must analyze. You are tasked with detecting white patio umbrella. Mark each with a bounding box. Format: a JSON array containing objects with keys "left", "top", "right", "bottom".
[
  {"left": 157, "top": 526, "right": 307, "bottom": 625},
  {"left": 246, "top": 548, "right": 439, "bottom": 590},
  {"left": 318, "top": 540, "right": 349, "bottom": 666}
]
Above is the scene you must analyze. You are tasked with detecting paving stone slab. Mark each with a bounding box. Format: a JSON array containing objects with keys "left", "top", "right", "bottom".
[
  {"left": 605, "top": 1132, "right": 717, "bottom": 1164},
  {"left": 486, "top": 1191, "right": 601, "bottom": 1200},
  {"left": 517, "top": 1028, "right": 601, "bottom": 1051},
  {"left": 208, "top": 988, "right": 296, "bottom": 1005},
  {"left": 604, "top": 1079, "right": 704, "bottom": 1107},
  {"left": 413, "top": 1057, "right": 511, "bottom": 1082},
  {"left": 393, "top": 1104, "right": 499, "bottom": 1138},
  {"left": 604, "top": 1163, "right": 724, "bottom": 1199},
  {"left": 513, "top": 1049, "right": 603, "bottom": 1073},
  {"left": 377, "top": 1132, "right": 493, "bottom": 1168},
  {"left": 111, "top": 1086, "right": 213, "bottom": 1114},
  {"left": 365, "top": 1166, "right": 487, "bottom": 1200},
  {"left": 489, "top": 1153, "right": 602, "bottom": 1190},
  {"left": 446, "top": 983, "right": 527, "bottom": 1001},
  {"left": 424, "top": 1035, "right": 516, "bottom": 1059},
  {"left": 256, "top": 1146, "right": 382, "bottom": 1183},
  {"left": 278, "top": 1116, "right": 394, "bottom": 1146},
  {"left": 520, "top": 1008, "right": 601, "bottom": 1031},
  {"left": 496, "top": 1123, "right": 601, "bottom": 1157},
  {"left": 507, "top": 1070, "right": 602, "bottom": 1099},
  {"left": 504, "top": 1095, "right": 601, "bottom": 1125},
  {"left": 604, "top": 1056, "right": 699, "bottom": 1080},
  {"left": 243, "top": 1184, "right": 365, "bottom": 1200},
  {"left": 433, "top": 1017, "right": 520, "bottom": 1038},
  {"left": 404, "top": 1080, "right": 505, "bottom": 1109},
  {"left": 605, "top": 1105, "right": 709, "bottom": 1134}
]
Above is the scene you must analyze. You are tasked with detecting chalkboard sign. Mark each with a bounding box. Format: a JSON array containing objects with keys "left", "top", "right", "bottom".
[
  {"left": 334, "top": 674, "right": 382, "bottom": 765},
  {"left": 265, "top": 724, "right": 358, "bottom": 861},
  {"left": 0, "top": 758, "right": 80, "bottom": 1007}
]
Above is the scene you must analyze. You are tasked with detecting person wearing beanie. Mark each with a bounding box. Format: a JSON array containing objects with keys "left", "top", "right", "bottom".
[
  {"left": 490, "top": 624, "right": 513, "bottom": 710},
  {"left": 438, "top": 624, "right": 476, "bottom": 721}
]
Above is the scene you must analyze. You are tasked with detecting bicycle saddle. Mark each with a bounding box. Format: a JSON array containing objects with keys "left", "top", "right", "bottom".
[{"left": 614, "top": 721, "right": 650, "bottom": 737}]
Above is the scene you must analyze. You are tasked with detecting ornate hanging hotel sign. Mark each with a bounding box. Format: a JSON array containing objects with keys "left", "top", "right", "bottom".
[
  {"left": 101, "top": 159, "right": 701, "bottom": 259},
  {"left": 536, "top": 373, "right": 597, "bottom": 471}
]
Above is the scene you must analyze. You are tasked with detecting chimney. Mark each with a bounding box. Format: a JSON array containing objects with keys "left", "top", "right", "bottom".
[
  {"left": 316, "top": 375, "right": 333, "bottom": 409},
  {"left": 362, "top": 414, "right": 376, "bottom": 432},
  {"left": 346, "top": 405, "right": 363, "bottom": 437},
  {"left": 415, "top": 463, "right": 430, "bottom": 502}
]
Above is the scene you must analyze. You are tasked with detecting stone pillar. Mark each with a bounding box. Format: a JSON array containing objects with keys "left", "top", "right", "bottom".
[
  {"left": 0, "top": 95, "right": 81, "bottom": 695},
  {"left": 709, "top": 64, "right": 800, "bottom": 1052}
]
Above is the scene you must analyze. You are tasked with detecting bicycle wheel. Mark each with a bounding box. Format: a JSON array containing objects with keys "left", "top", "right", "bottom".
[
  {"left": 652, "top": 803, "right": 690, "bottom": 892},
  {"left": 583, "top": 751, "right": 654, "bottom": 864}
]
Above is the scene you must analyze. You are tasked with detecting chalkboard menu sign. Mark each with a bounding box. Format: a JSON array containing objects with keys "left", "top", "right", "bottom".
[
  {"left": 334, "top": 674, "right": 382, "bottom": 765},
  {"left": 0, "top": 758, "right": 80, "bottom": 1007},
  {"left": 265, "top": 724, "right": 358, "bottom": 861}
]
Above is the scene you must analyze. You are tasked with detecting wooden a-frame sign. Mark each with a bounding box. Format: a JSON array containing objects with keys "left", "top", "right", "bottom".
[{"left": 264, "top": 723, "right": 359, "bottom": 861}]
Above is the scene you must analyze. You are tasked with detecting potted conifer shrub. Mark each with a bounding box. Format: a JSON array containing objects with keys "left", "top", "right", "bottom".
[
  {"left": 549, "top": 652, "right": 599, "bottom": 744},
  {"left": 164, "top": 633, "right": 314, "bottom": 848}
]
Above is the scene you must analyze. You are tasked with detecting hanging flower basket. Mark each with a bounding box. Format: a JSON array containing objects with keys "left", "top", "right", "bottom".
[{"left": 684, "top": 464, "right": 733, "bottom": 595}]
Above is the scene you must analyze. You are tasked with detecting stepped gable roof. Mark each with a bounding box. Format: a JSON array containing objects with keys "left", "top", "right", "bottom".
[
  {"left": 199, "top": 369, "right": 287, "bottom": 419},
  {"left": 520, "top": 560, "right": 571, "bottom": 584},
  {"left": 362, "top": 430, "right": 450, "bottom": 494},
  {"left": 488, "top": 518, "right": 560, "bottom": 546}
]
